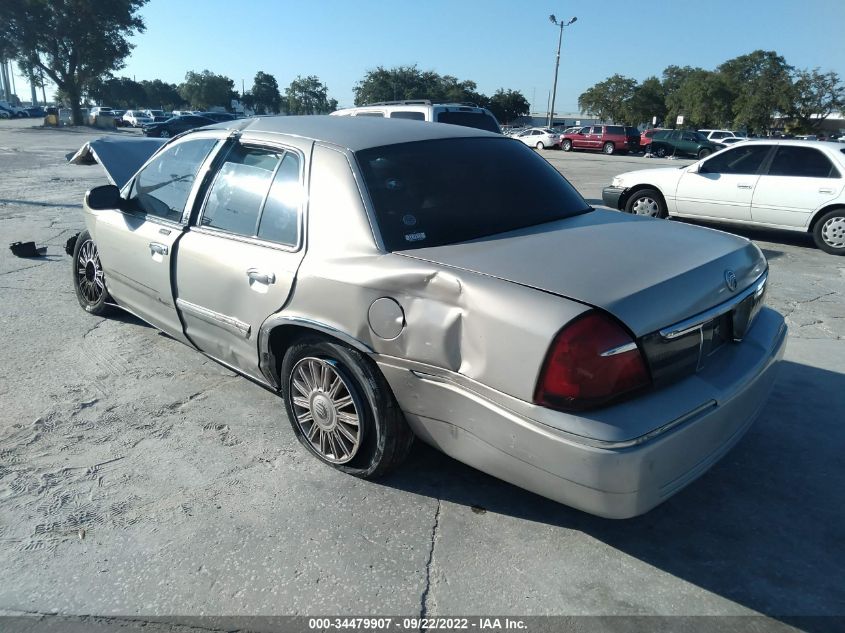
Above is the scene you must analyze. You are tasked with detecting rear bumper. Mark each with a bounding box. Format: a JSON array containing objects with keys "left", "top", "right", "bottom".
[
  {"left": 377, "top": 308, "right": 787, "bottom": 519},
  {"left": 601, "top": 186, "right": 626, "bottom": 209}
]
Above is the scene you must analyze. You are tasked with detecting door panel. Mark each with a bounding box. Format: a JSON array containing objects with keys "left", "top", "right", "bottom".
[
  {"left": 175, "top": 231, "right": 303, "bottom": 379},
  {"left": 752, "top": 176, "right": 843, "bottom": 227},
  {"left": 93, "top": 211, "right": 187, "bottom": 340},
  {"left": 674, "top": 172, "right": 758, "bottom": 221}
]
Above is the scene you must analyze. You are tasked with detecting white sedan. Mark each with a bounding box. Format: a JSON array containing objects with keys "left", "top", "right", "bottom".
[
  {"left": 513, "top": 127, "right": 561, "bottom": 150},
  {"left": 602, "top": 139, "right": 845, "bottom": 255}
]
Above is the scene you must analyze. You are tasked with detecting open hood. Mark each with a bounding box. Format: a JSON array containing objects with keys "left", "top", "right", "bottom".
[{"left": 67, "top": 136, "right": 166, "bottom": 188}]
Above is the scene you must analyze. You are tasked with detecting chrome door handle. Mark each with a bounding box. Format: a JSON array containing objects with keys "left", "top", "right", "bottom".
[
  {"left": 737, "top": 184, "right": 753, "bottom": 190},
  {"left": 819, "top": 188, "right": 835, "bottom": 194},
  {"left": 149, "top": 242, "right": 168, "bottom": 255},
  {"left": 247, "top": 268, "right": 276, "bottom": 285}
]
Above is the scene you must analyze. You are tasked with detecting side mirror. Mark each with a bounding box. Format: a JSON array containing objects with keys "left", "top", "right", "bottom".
[{"left": 85, "top": 184, "right": 123, "bottom": 210}]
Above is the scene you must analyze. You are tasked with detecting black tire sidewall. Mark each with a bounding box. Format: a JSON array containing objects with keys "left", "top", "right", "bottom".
[
  {"left": 625, "top": 188, "right": 667, "bottom": 218},
  {"left": 603, "top": 142, "right": 614, "bottom": 154},
  {"left": 562, "top": 140, "right": 572, "bottom": 151},
  {"left": 280, "top": 336, "right": 400, "bottom": 477},
  {"left": 813, "top": 210, "right": 845, "bottom": 255},
  {"left": 72, "top": 229, "right": 111, "bottom": 315}
]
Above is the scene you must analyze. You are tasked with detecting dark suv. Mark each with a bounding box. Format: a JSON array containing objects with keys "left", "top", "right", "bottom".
[
  {"left": 649, "top": 130, "right": 723, "bottom": 159},
  {"left": 561, "top": 125, "right": 641, "bottom": 155}
]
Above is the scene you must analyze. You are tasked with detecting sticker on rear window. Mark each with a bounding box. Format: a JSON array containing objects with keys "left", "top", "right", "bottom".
[
  {"left": 405, "top": 232, "right": 426, "bottom": 242},
  {"left": 402, "top": 214, "right": 417, "bottom": 226}
]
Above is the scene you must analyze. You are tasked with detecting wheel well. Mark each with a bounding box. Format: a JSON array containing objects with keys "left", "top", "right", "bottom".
[
  {"left": 264, "top": 323, "right": 372, "bottom": 388},
  {"left": 620, "top": 184, "right": 666, "bottom": 211},
  {"left": 808, "top": 204, "right": 845, "bottom": 233}
]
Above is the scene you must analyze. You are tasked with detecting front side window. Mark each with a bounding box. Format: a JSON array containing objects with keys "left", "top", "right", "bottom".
[
  {"left": 129, "top": 138, "right": 218, "bottom": 222},
  {"left": 356, "top": 137, "right": 590, "bottom": 252},
  {"left": 702, "top": 145, "right": 771, "bottom": 174},
  {"left": 768, "top": 147, "right": 840, "bottom": 178}
]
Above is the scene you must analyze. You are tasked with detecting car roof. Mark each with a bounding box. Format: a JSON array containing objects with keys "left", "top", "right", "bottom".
[{"left": 203, "top": 114, "right": 500, "bottom": 151}]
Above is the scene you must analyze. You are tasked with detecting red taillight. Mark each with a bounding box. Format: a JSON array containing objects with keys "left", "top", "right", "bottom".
[{"left": 534, "top": 311, "right": 651, "bottom": 411}]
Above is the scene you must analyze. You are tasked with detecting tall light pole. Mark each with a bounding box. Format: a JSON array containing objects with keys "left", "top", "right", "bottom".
[{"left": 547, "top": 14, "right": 577, "bottom": 128}]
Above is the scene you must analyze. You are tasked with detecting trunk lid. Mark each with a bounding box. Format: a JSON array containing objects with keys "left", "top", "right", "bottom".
[{"left": 396, "top": 209, "right": 766, "bottom": 337}]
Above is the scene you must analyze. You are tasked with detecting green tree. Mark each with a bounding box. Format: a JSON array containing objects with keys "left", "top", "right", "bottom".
[
  {"left": 140, "top": 79, "right": 182, "bottom": 110},
  {"left": 0, "top": 0, "right": 147, "bottom": 124},
  {"left": 87, "top": 76, "right": 147, "bottom": 109},
  {"left": 250, "top": 71, "right": 282, "bottom": 114},
  {"left": 625, "top": 76, "right": 666, "bottom": 126},
  {"left": 178, "top": 70, "right": 236, "bottom": 110},
  {"left": 487, "top": 89, "right": 529, "bottom": 124},
  {"left": 578, "top": 74, "right": 637, "bottom": 123},
  {"left": 789, "top": 68, "right": 845, "bottom": 132},
  {"left": 285, "top": 75, "right": 337, "bottom": 114},
  {"left": 666, "top": 69, "right": 734, "bottom": 128},
  {"left": 718, "top": 50, "right": 793, "bottom": 133},
  {"left": 353, "top": 65, "right": 485, "bottom": 106}
]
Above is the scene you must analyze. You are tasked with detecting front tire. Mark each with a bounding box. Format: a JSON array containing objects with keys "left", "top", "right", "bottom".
[
  {"left": 72, "top": 230, "right": 112, "bottom": 315},
  {"left": 654, "top": 144, "right": 669, "bottom": 158},
  {"left": 698, "top": 148, "right": 712, "bottom": 159},
  {"left": 813, "top": 209, "right": 845, "bottom": 255},
  {"left": 280, "top": 336, "right": 414, "bottom": 478},
  {"left": 625, "top": 188, "right": 668, "bottom": 218},
  {"left": 603, "top": 142, "right": 615, "bottom": 155},
  {"left": 160, "top": 129, "right": 171, "bottom": 138}
]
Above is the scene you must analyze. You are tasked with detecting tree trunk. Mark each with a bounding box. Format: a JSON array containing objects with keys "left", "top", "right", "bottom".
[{"left": 66, "top": 83, "right": 83, "bottom": 125}]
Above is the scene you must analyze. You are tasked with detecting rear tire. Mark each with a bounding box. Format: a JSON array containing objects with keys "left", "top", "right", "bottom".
[
  {"left": 536, "top": 141, "right": 545, "bottom": 150},
  {"left": 562, "top": 139, "right": 572, "bottom": 151},
  {"left": 280, "top": 335, "right": 414, "bottom": 478},
  {"left": 654, "top": 144, "right": 669, "bottom": 158},
  {"left": 603, "top": 142, "right": 615, "bottom": 155},
  {"left": 813, "top": 208, "right": 845, "bottom": 255},
  {"left": 625, "top": 188, "right": 667, "bottom": 219},
  {"left": 698, "top": 148, "right": 712, "bottom": 159},
  {"left": 160, "top": 129, "right": 171, "bottom": 138}
]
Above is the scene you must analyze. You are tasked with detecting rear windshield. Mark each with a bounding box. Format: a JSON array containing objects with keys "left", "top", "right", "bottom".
[
  {"left": 436, "top": 111, "right": 501, "bottom": 133},
  {"left": 356, "top": 138, "right": 590, "bottom": 251},
  {"left": 625, "top": 126, "right": 639, "bottom": 136}
]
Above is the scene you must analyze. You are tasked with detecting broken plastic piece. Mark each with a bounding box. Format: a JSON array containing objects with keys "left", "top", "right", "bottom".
[
  {"left": 65, "top": 232, "right": 80, "bottom": 256},
  {"left": 9, "top": 241, "right": 47, "bottom": 257}
]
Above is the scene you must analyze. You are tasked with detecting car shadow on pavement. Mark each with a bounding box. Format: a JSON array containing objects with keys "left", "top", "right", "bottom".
[
  {"left": 673, "top": 218, "right": 818, "bottom": 253},
  {"left": 378, "top": 360, "right": 845, "bottom": 628}
]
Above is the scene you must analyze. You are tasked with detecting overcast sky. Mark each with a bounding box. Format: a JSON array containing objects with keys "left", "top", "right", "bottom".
[{"left": 11, "top": 0, "right": 845, "bottom": 111}]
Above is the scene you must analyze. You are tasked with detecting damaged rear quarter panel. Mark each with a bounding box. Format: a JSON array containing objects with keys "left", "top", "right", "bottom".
[{"left": 270, "top": 143, "right": 589, "bottom": 403}]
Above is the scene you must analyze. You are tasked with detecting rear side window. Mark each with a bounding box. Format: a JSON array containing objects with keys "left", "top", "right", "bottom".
[
  {"left": 201, "top": 145, "right": 281, "bottom": 236},
  {"left": 625, "top": 127, "right": 639, "bottom": 136},
  {"left": 130, "top": 138, "right": 218, "bottom": 222},
  {"left": 356, "top": 137, "right": 589, "bottom": 251},
  {"left": 257, "top": 153, "right": 302, "bottom": 247},
  {"left": 390, "top": 111, "right": 425, "bottom": 120},
  {"left": 355, "top": 111, "right": 384, "bottom": 117},
  {"left": 607, "top": 126, "right": 624, "bottom": 135},
  {"left": 702, "top": 145, "right": 771, "bottom": 175},
  {"left": 436, "top": 111, "right": 500, "bottom": 133},
  {"left": 768, "top": 147, "right": 840, "bottom": 178}
]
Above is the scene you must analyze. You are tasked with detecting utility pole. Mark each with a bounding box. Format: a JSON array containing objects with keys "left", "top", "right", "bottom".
[{"left": 547, "top": 15, "right": 577, "bottom": 128}]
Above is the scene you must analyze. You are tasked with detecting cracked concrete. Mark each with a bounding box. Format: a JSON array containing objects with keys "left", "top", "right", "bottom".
[{"left": 0, "top": 119, "right": 843, "bottom": 626}]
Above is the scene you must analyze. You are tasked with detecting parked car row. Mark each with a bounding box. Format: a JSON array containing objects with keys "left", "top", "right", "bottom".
[{"left": 602, "top": 139, "right": 845, "bottom": 255}]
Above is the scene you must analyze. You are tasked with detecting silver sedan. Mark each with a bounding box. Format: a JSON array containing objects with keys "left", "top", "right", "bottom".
[{"left": 70, "top": 116, "right": 786, "bottom": 518}]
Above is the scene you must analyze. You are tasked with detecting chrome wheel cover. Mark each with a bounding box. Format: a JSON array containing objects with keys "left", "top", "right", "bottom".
[
  {"left": 821, "top": 216, "right": 845, "bottom": 249},
  {"left": 631, "top": 197, "right": 661, "bottom": 216},
  {"left": 76, "top": 239, "right": 105, "bottom": 304},
  {"left": 290, "top": 357, "right": 361, "bottom": 464}
]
